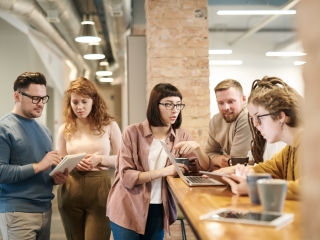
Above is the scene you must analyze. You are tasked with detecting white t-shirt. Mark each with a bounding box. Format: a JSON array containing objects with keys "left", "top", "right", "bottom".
[
  {"left": 247, "top": 141, "right": 286, "bottom": 162},
  {"left": 148, "top": 138, "right": 167, "bottom": 204}
]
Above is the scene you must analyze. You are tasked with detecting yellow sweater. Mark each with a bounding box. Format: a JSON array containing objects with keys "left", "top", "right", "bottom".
[{"left": 253, "top": 129, "right": 303, "bottom": 200}]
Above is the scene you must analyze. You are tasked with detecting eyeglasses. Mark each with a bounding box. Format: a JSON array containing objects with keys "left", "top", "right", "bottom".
[
  {"left": 255, "top": 112, "right": 277, "bottom": 126},
  {"left": 158, "top": 102, "right": 185, "bottom": 110},
  {"left": 19, "top": 91, "right": 50, "bottom": 104}
]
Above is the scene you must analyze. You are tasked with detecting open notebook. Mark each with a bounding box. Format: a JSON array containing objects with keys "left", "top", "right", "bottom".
[{"left": 160, "top": 141, "right": 224, "bottom": 186}]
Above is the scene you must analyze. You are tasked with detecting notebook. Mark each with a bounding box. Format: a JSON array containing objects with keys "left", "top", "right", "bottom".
[
  {"left": 160, "top": 141, "right": 224, "bottom": 186},
  {"left": 49, "top": 152, "right": 86, "bottom": 176}
]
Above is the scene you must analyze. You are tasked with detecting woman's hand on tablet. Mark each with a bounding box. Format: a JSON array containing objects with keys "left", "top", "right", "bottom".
[{"left": 222, "top": 174, "right": 248, "bottom": 195}]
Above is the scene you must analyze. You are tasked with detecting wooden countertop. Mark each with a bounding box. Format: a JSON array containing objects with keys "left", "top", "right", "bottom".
[{"left": 167, "top": 176, "right": 302, "bottom": 240}]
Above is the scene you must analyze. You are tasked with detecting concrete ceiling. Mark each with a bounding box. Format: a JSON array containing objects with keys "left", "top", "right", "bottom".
[
  {"left": 0, "top": 0, "right": 299, "bottom": 80},
  {"left": 207, "top": 0, "right": 300, "bottom": 56}
]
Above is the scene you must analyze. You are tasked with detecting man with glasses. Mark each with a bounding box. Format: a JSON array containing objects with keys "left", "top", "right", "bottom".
[
  {"left": 0, "top": 72, "right": 68, "bottom": 240},
  {"left": 205, "top": 79, "right": 252, "bottom": 168}
]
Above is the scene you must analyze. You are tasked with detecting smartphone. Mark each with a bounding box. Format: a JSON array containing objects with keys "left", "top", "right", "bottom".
[{"left": 199, "top": 171, "right": 239, "bottom": 185}]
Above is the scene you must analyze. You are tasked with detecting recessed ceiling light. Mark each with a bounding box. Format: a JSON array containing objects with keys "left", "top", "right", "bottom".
[
  {"left": 294, "top": 61, "right": 306, "bottom": 65},
  {"left": 209, "top": 49, "right": 232, "bottom": 55},
  {"left": 266, "top": 52, "right": 306, "bottom": 57},
  {"left": 209, "top": 60, "right": 243, "bottom": 66},
  {"left": 217, "top": 10, "right": 296, "bottom": 15}
]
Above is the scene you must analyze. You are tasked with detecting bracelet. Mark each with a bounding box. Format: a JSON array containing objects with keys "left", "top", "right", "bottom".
[{"left": 149, "top": 171, "right": 152, "bottom": 182}]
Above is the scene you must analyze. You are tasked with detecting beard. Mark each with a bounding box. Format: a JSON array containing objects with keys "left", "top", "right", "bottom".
[
  {"left": 222, "top": 111, "right": 240, "bottom": 123},
  {"left": 21, "top": 104, "right": 43, "bottom": 119}
]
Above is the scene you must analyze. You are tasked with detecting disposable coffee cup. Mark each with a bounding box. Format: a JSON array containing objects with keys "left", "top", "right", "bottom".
[
  {"left": 257, "top": 179, "right": 287, "bottom": 212},
  {"left": 246, "top": 173, "right": 272, "bottom": 205},
  {"left": 228, "top": 157, "right": 249, "bottom": 166}
]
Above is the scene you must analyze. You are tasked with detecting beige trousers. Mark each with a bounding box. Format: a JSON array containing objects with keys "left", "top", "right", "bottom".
[
  {"left": 57, "top": 171, "right": 111, "bottom": 240},
  {"left": 0, "top": 209, "right": 52, "bottom": 240}
]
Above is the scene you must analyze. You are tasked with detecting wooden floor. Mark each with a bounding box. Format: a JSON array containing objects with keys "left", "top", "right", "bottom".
[
  {"left": 164, "top": 221, "right": 197, "bottom": 240},
  {"left": 0, "top": 169, "right": 197, "bottom": 240},
  {"left": 51, "top": 185, "right": 197, "bottom": 240}
]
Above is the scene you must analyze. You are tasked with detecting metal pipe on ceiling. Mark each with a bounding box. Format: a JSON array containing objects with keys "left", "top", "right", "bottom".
[
  {"left": 102, "top": 0, "right": 132, "bottom": 84},
  {"left": 229, "top": 0, "right": 300, "bottom": 46},
  {"left": 36, "top": 0, "right": 98, "bottom": 78},
  {"left": 0, "top": 0, "right": 89, "bottom": 77}
]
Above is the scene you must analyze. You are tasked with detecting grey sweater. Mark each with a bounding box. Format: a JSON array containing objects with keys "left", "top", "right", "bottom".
[{"left": 0, "top": 112, "right": 54, "bottom": 213}]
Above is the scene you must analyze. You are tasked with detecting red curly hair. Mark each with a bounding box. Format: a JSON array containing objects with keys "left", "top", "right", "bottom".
[{"left": 63, "top": 77, "right": 114, "bottom": 140}]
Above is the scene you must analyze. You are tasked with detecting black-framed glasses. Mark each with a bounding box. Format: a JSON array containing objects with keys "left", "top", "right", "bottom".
[
  {"left": 158, "top": 102, "right": 185, "bottom": 110},
  {"left": 256, "top": 112, "right": 277, "bottom": 126},
  {"left": 19, "top": 91, "right": 50, "bottom": 104}
]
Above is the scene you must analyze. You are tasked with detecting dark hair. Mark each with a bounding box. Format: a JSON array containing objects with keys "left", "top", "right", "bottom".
[
  {"left": 147, "top": 83, "right": 183, "bottom": 129},
  {"left": 13, "top": 72, "right": 47, "bottom": 91},
  {"left": 63, "top": 77, "right": 114, "bottom": 140},
  {"left": 248, "top": 76, "right": 303, "bottom": 163}
]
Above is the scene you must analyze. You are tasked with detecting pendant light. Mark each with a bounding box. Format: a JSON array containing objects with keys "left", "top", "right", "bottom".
[
  {"left": 99, "top": 77, "right": 114, "bottom": 83},
  {"left": 75, "top": 13, "right": 101, "bottom": 43},
  {"left": 96, "top": 61, "right": 113, "bottom": 76},
  {"left": 75, "top": 0, "right": 101, "bottom": 43},
  {"left": 84, "top": 43, "right": 105, "bottom": 60}
]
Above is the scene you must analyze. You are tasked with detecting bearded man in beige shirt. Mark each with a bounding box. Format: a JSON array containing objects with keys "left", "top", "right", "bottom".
[{"left": 205, "top": 79, "right": 252, "bottom": 168}]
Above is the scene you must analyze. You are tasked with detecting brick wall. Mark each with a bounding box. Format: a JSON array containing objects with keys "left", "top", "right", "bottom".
[{"left": 145, "top": 0, "right": 210, "bottom": 147}]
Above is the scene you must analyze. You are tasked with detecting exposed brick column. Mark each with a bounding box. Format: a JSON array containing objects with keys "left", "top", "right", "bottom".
[
  {"left": 297, "top": 1, "right": 320, "bottom": 239},
  {"left": 145, "top": 0, "right": 210, "bottom": 147}
]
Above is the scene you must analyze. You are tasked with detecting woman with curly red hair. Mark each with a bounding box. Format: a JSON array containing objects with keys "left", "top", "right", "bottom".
[{"left": 56, "top": 77, "right": 121, "bottom": 240}]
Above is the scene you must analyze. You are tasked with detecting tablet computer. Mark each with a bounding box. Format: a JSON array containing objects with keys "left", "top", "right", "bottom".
[
  {"left": 199, "top": 171, "right": 239, "bottom": 185},
  {"left": 199, "top": 208, "right": 294, "bottom": 228},
  {"left": 49, "top": 152, "right": 86, "bottom": 176}
]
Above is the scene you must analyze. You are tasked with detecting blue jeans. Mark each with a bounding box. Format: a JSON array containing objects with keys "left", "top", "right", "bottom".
[{"left": 111, "top": 204, "right": 164, "bottom": 240}]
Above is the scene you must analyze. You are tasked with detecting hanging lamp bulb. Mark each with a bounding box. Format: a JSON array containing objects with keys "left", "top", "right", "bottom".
[
  {"left": 98, "top": 77, "right": 114, "bottom": 83},
  {"left": 96, "top": 61, "right": 113, "bottom": 76},
  {"left": 75, "top": 13, "right": 101, "bottom": 43},
  {"left": 84, "top": 43, "right": 105, "bottom": 60}
]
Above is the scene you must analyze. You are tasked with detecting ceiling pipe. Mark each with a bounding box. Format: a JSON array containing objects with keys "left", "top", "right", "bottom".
[
  {"left": 102, "top": 0, "right": 132, "bottom": 84},
  {"left": 36, "top": 0, "right": 98, "bottom": 77},
  {"left": 0, "top": 0, "right": 89, "bottom": 76},
  {"left": 229, "top": 0, "right": 300, "bottom": 46},
  {"left": 36, "top": 0, "right": 86, "bottom": 53}
]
